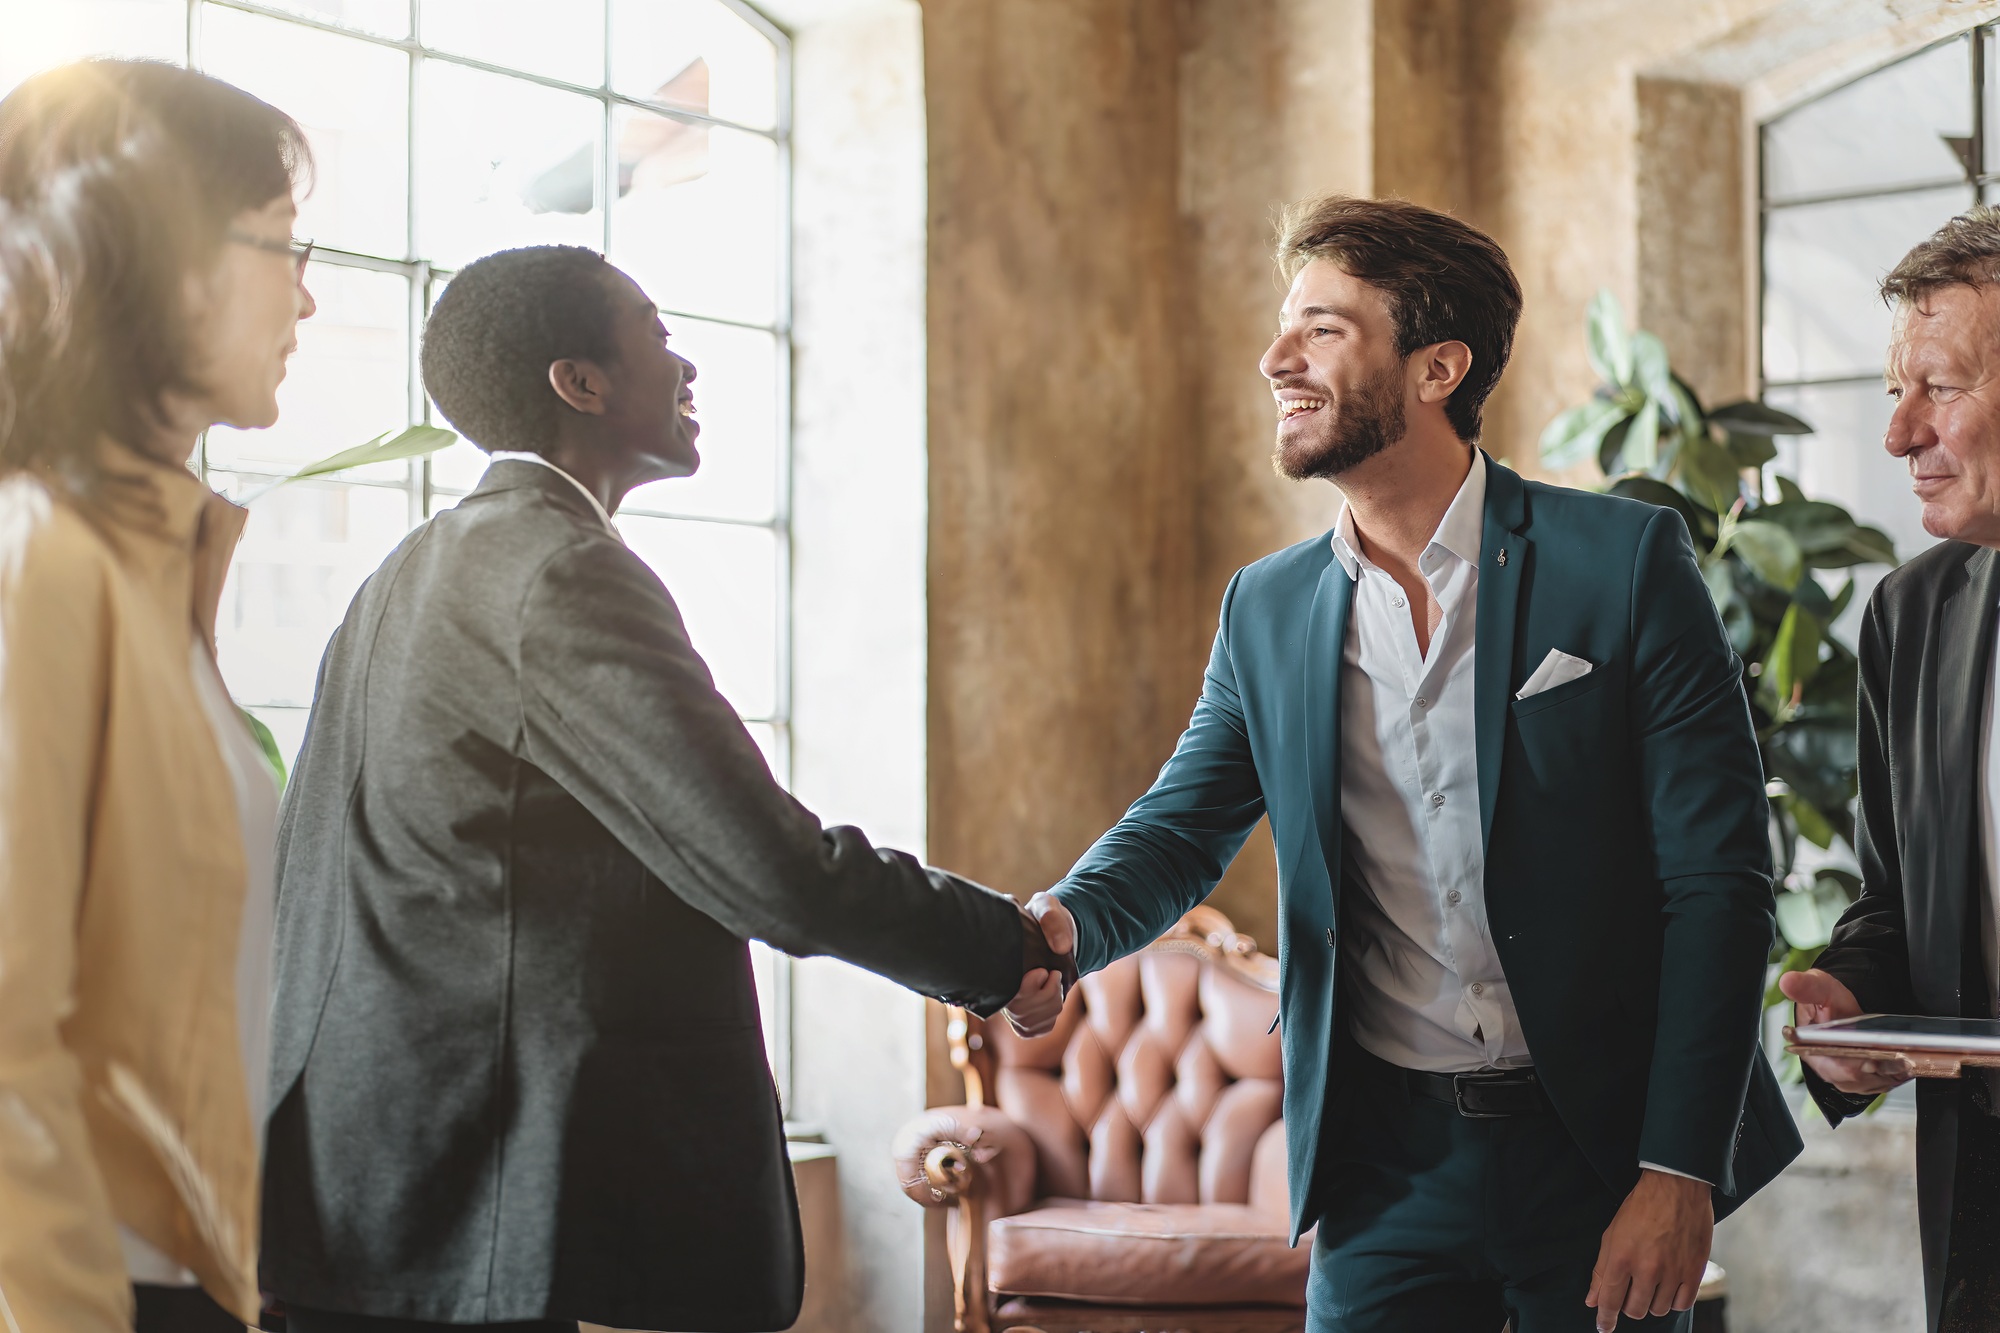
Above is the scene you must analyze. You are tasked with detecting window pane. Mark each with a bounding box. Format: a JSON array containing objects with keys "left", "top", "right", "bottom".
[
  {"left": 419, "top": 62, "right": 604, "bottom": 268},
  {"left": 207, "top": 262, "right": 411, "bottom": 476},
  {"left": 610, "top": 0, "right": 778, "bottom": 132},
  {"left": 422, "top": 0, "right": 604, "bottom": 88},
  {"left": 252, "top": 0, "right": 410, "bottom": 39},
  {"left": 622, "top": 319, "right": 778, "bottom": 522},
  {"left": 742, "top": 720, "right": 785, "bottom": 782},
  {"left": 1763, "top": 185, "right": 1970, "bottom": 383},
  {"left": 611, "top": 115, "right": 777, "bottom": 327},
  {"left": 198, "top": 4, "right": 410, "bottom": 258},
  {"left": 1765, "top": 381, "right": 1935, "bottom": 645},
  {"left": 429, "top": 438, "right": 493, "bottom": 493},
  {"left": 617, "top": 517, "right": 778, "bottom": 719},
  {"left": 1763, "top": 36, "right": 1972, "bottom": 204},
  {"left": 211, "top": 476, "right": 414, "bottom": 707},
  {"left": 0, "top": 0, "right": 185, "bottom": 92}
]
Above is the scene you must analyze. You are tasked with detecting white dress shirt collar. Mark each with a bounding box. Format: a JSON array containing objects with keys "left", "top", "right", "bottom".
[
  {"left": 1331, "top": 450, "right": 1487, "bottom": 581},
  {"left": 487, "top": 450, "right": 621, "bottom": 539}
]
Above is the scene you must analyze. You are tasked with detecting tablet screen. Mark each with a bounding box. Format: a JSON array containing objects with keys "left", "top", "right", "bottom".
[{"left": 1798, "top": 1014, "right": 2000, "bottom": 1050}]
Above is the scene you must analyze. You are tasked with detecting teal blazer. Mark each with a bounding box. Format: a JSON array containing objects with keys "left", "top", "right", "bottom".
[{"left": 1052, "top": 456, "right": 1803, "bottom": 1241}]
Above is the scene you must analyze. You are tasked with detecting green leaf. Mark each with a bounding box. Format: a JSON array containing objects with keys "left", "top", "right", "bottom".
[
  {"left": 1814, "top": 867, "right": 1863, "bottom": 898},
  {"left": 1668, "top": 372, "right": 1708, "bottom": 443},
  {"left": 1586, "top": 289, "right": 1634, "bottom": 386},
  {"left": 242, "top": 708, "right": 287, "bottom": 792},
  {"left": 1841, "top": 525, "right": 1898, "bottom": 568},
  {"left": 1775, "top": 475, "right": 1808, "bottom": 505},
  {"left": 1624, "top": 395, "right": 1661, "bottom": 471},
  {"left": 1830, "top": 578, "right": 1856, "bottom": 620},
  {"left": 1540, "top": 399, "right": 1629, "bottom": 469},
  {"left": 1610, "top": 475, "right": 1710, "bottom": 537},
  {"left": 1789, "top": 572, "right": 1835, "bottom": 621},
  {"left": 290, "top": 424, "right": 459, "bottom": 482},
  {"left": 1678, "top": 431, "right": 1743, "bottom": 513},
  {"left": 1598, "top": 412, "right": 1636, "bottom": 477},
  {"left": 1731, "top": 520, "right": 1804, "bottom": 591},
  {"left": 1631, "top": 330, "right": 1674, "bottom": 405},
  {"left": 1759, "top": 500, "right": 1859, "bottom": 558},
  {"left": 1787, "top": 791, "right": 1836, "bottom": 849},
  {"left": 1708, "top": 400, "right": 1815, "bottom": 435},
  {"left": 1724, "top": 430, "right": 1779, "bottom": 470},
  {"left": 1776, "top": 887, "right": 1833, "bottom": 950},
  {"left": 1766, "top": 602, "right": 1824, "bottom": 702}
]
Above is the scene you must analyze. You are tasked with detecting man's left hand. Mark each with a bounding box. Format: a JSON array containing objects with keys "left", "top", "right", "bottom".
[{"left": 1584, "top": 1168, "right": 1712, "bottom": 1331}]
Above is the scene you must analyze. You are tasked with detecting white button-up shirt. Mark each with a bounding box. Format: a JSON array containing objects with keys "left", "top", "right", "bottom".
[
  {"left": 488, "top": 450, "right": 623, "bottom": 540},
  {"left": 1333, "top": 452, "right": 1528, "bottom": 1074}
]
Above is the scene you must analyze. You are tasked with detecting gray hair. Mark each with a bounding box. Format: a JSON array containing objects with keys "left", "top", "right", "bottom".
[{"left": 1882, "top": 205, "right": 2000, "bottom": 304}]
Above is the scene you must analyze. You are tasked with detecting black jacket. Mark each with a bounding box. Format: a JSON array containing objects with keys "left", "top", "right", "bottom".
[
  {"left": 1808, "top": 539, "right": 2000, "bottom": 1333},
  {"left": 261, "top": 461, "right": 1029, "bottom": 1330}
]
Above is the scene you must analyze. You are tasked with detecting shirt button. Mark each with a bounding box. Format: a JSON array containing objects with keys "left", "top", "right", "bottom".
[
  {"left": 1416, "top": 697, "right": 1430, "bottom": 709},
  {"left": 1391, "top": 596, "right": 1406, "bottom": 608},
  {"left": 1446, "top": 890, "right": 1462, "bottom": 906},
  {"left": 1429, "top": 792, "right": 1445, "bottom": 808},
  {"left": 1471, "top": 982, "right": 1485, "bottom": 997}
]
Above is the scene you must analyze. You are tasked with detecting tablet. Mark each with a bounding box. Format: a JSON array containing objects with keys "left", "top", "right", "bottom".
[{"left": 1794, "top": 1014, "right": 2000, "bottom": 1053}]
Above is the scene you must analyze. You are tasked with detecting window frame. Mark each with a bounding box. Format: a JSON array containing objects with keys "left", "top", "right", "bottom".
[
  {"left": 177, "top": 0, "right": 797, "bottom": 1099},
  {"left": 1758, "top": 22, "right": 1989, "bottom": 400}
]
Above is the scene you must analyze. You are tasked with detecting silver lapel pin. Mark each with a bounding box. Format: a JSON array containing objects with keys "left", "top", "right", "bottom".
[{"left": 1496, "top": 547, "right": 1509, "bottom": 567}]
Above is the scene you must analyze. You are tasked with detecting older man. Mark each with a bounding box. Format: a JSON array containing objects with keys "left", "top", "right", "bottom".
[{"left": 1783, "top": 207, "right": 2000, "bottom": 1333}]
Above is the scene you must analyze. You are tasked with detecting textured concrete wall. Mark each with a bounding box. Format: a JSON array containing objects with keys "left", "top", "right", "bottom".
[{"left": 922, "top": 0, "right": 1202, "bottom": 904}]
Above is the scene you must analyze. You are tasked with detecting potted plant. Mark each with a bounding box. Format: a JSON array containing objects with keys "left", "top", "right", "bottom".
[{"left": 1540, "top": 292, "right": 1898, "bottom": 1074}]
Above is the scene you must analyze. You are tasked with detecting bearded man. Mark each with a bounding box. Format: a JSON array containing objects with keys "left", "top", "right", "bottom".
[{"left": 1001, "top": 196, "right": 1802, "bottom": 1332}]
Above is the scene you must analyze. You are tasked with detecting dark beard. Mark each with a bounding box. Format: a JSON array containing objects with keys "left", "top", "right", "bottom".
[{"left": 1271, "top": 365, "right": 1407, "bottom": 481}]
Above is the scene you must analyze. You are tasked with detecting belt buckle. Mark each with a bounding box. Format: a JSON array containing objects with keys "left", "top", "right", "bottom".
[{"left": 1452, "top": 1071, "right": 1515, "bottom": 1119}]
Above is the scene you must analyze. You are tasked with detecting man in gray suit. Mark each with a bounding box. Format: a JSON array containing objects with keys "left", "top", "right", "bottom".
[{"left": 260, "top": 245, "right": 1068, "bottom": 1333}]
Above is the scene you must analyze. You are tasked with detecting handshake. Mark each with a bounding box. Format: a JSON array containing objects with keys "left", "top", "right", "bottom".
[{"left": 1006, "top": 892, "right": 1080, "bottom": 1039}]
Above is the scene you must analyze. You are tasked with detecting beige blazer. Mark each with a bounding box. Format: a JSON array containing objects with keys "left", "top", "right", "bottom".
[{"left": 0, "top": 456, "right": 257, "bottom": 1331}]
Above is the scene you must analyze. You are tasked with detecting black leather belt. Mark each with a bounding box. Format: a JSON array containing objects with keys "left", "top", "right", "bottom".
[{"left": 1405, "top": 1066, "right": 1548, "bottom": 1119}]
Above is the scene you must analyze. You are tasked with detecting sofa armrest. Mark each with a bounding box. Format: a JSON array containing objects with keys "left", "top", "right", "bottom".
[
  {"left": 892, "top": 1105, "right": 1040, "bottom": 1333},
  {"left": 892, "top": 1103, "right": 1040, "bottom": 1221}
]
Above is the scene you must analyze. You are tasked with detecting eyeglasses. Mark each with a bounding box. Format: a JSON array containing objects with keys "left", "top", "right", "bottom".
[{"left": 226, "top": 230, "right": 315, "bottom": 280}]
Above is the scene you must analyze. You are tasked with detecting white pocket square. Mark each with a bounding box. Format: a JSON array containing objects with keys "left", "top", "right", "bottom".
[{"left": 1516, "top": 649, "right": 1594, "bottom": 700}]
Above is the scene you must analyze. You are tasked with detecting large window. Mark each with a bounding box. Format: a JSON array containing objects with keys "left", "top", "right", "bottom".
[
  {"left": 0, "top": 0, "right": 794, "bottom": 1079},
  {"left": 1759, "top": 26, "right": 1997, "bottom": 588},
  {"left": 0, "top": 0, "right": 790, "bottom": 774}
]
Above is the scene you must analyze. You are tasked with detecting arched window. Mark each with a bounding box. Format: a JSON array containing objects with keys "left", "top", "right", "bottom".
[{"left": 1760, "top": 26, "right": 1992, "bottom": 588}]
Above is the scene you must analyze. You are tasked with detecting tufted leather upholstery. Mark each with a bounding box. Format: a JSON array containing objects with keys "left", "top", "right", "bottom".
[
  {"left": 986, "top": 944, "right": 1285, "bottom": 1211},
  {"left": 895, "top": 909, "right": 1305, "bottom": 1332}
]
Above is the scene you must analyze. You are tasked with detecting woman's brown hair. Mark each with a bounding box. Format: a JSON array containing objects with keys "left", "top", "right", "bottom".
[{"left": 0, "top": 60, "right": 311, "bottom": 509}]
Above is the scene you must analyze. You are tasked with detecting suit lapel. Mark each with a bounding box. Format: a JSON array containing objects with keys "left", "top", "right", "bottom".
[
  {"left": 1475, "top": 455, "right": 1529, "bottom": 849},
  {"left": 1935, "top": 545, "right": 2000, "bottom": 1012},
  {"left": 1303, "top": 553, "right": 1354, "bottom": 887}
]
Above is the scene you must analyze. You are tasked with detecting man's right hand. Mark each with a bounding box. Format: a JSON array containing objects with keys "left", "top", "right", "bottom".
[
  {"left": 1780, "top": 968, "right": 1913, "bottom": 1096},
  {"left": 1004, "top": 892, "right": 1077, "bottom": 1038}
]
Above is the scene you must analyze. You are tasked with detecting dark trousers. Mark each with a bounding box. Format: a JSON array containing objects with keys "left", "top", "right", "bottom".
[
  {"left": 1308, "top": 1041, "right": 1691, "bottom": 1333},
  {"left": 1942, "top": 1090, "right": 2000, "bottom": 1333},
  {"left": 283, "top": 1306, "right": 574, "bottom": 1333},
  {"left": 133, "top": 1285, "right": 242, "bottom": 1333}
]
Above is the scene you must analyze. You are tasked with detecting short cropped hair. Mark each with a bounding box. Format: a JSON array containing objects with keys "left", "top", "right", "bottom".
[
  {"left": 1882, "top": 205, "right": 2000, "bottom": 305},
  {"left": 1275, "top": 195, "right": 1522, "bottom": 442},
  {"left": 0, "top": 60, "right": 311, "bottom": 512},
  {"left": 421, "top": 245, "right": 622, "bottom": 455}
]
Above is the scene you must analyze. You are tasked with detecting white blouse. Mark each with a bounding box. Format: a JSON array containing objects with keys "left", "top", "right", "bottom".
[{"left": 120, "top": 643, "right": 280, "bottom": 1287}]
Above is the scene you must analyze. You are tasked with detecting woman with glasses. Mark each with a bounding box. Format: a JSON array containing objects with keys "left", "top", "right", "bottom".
[{"left": 0, "top": 59, "right": 315, "bottom": 1333}]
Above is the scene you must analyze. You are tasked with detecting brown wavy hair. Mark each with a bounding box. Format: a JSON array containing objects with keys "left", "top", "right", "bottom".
[
  {"left": 1275, "top": 195, "right": 1521, "bottom": 443},
  {"left": 0, "top": 60, "right": 311, "bottom": 510}
]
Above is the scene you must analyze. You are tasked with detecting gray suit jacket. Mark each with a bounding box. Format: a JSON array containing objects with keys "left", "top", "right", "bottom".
[{"left": 261, "top": 461, "right": 1028, "bottom": 1330}]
